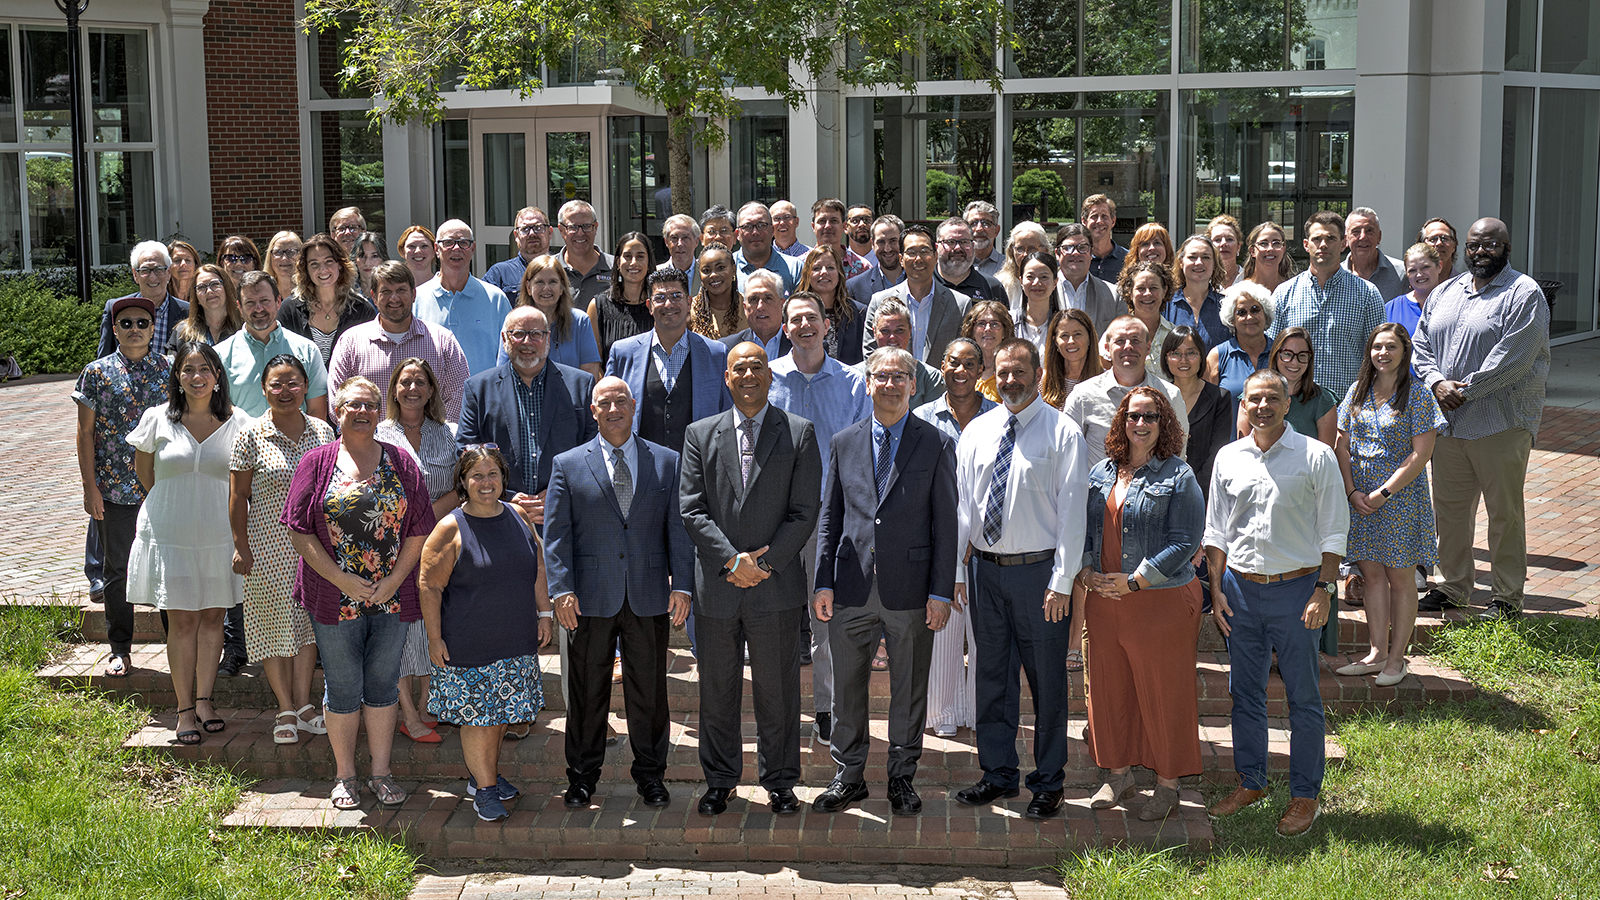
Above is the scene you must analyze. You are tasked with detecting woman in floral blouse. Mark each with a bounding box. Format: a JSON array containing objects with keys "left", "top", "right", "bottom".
[{"left": 282, "top": 375, "right": 435, "bottom": 810}]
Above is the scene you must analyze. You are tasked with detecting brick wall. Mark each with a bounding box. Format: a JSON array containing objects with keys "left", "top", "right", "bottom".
[{"left": 203, "top": 0, "right": 303, "bottom": 249}]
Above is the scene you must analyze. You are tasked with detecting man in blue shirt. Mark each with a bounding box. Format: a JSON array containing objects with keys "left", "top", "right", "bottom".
[
  {"left": 415, "top": 219, "right": 513, "bottom": 375},
  {"left": 733, "top": 202, "right": 802, "bottom": 294},
  {"left": 1083, "top": 194, "right": 1127, "bottom": 283},
  {"left": 482, "top": 206, "right": 551, "bottom": 304},
  {"left": 1268, "top": 211, "right": 1384, "bottom": 400}
]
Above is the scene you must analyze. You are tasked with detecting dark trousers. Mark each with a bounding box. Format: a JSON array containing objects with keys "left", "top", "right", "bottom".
[
  {"left": 564, "top": 602, "right": 672, "bottom": 787},
  {"left": 85, "top": 521, "right": 103, "bottom": 584},
  {"left": 1221, "top": 568, "right": 1325, "bottom": 798},
  {"left": 97, "top": 502, "right": 140, "bottom": 656},
  {"left": 696, "top": 602, "right": 803, "bottom": 790},
  {"left": 222, "top": 605, "right": 246, "bottom": 662},
  {"left": 971, "top": 556, "right": 1072, "bottom": 792},
  {"left": 828, "top": 582, "right": 933, "bottom": 783}
]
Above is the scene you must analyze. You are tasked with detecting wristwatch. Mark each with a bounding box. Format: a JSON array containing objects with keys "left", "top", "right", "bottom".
[
  {"left": 1379, "top": 486, "right": 1393, "bottom": 499},
  {"left": 1126, "top": 576, "right": 1142, "bottom": 592},
  {"left": 1318, "top": 581, "right": 1338, "bottom": 596}
]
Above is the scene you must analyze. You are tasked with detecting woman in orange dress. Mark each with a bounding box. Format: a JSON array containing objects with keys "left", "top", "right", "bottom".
[{"left": 1077, "top": 386, "right": 1205, "bottom": 821}]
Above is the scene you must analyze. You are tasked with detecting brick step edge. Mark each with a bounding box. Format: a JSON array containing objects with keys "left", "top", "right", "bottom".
[{"left": 221, "top": 778, "right": 1216, "bottom": 865}]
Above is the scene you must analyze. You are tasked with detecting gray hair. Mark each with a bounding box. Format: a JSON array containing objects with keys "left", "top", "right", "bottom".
[
  {"left": 130, "top": 240, "right": 171, "bottom": 269},
  {"left": 663, "top": 214, "right": 701, "bottom": 239},
  {"left": 736, "top": 201, "right": 771, "bottom": 223},
  {"left": 1008, "top": 220, "right": 1048, "bottom": 247},
  {"left": 744, "top": 268, "right": 784, "bottom": 297},
  {"left": 333, "top": 375, "right": 382, "bottom": 410},
  {"left": 1221, "top": 281, "right": 1276, "bottom": 331},
  {"left": 1346, "top": 206, "right": 1380, "bottom": 229},
  {"left": 556, "top": 200, "right": 596, "bottom": 225},
  {"left": 964, "top": 200, "right": 1000, "bottom": 221},
  {"left": 435, "top": 218, "right": 474, "bottom": 241},
  {"left": 700, "top": 205, "right": 734, "bottom": 230},
  {"left": 867, "top": 346, "right": 916, "bottom": 378},
  {"left": 874, "top": 298, "right": 912, "bottom": 325}
]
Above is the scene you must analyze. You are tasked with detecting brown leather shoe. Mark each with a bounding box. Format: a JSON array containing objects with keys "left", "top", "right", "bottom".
[
  {"left": 1207, "top": 785, "right": 1267, "bottom": 818},
  {"left": 1276, "top": 796, "right": 1320, "bottom": 836}
]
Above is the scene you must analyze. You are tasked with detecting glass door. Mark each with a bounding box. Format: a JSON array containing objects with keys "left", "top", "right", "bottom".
[{"left": 470, "top": 117, "right": 604, "bottom": 271}]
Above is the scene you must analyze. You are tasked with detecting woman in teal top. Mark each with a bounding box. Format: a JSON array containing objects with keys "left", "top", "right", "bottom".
[{"left": 1237, "top": 326, "right": 1335, "bottom": 446}]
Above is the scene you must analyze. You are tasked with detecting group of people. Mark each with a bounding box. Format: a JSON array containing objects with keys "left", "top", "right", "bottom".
[{"left": 73, "top": 191, "right": 1548, "bottom": 835}]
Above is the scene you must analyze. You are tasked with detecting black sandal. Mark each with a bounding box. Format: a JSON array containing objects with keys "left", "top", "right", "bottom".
[
  {"left": 175, "top": 707, "right": 202, "bottom": 745},
  {"left": 195, "top": 697, "right": 226, "bottom": 733}
]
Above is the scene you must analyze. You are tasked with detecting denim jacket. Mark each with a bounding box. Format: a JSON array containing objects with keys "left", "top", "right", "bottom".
[{"left": 1082, "top": 454, "right": 1205, "bottom": 588}]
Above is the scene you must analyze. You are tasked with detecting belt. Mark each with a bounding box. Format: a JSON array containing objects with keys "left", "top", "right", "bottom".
[
  {"left": 973, "top": 548, "right": 1055, "bottom": 567},
  {"left": 1229, "top": 565, "right": 1318, "bottom": 584}
]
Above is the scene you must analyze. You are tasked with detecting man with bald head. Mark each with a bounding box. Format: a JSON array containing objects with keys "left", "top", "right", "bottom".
[
  {"left": 415, "top": 218, "right": 513, "bottom": 375},
  {"left": 680, "top": 342, "right": 823, "bottom": 817},
  {"left": 1413, "top": 217, "right": 1550, "bottom": 621},
  {"left": 544, "top": 376, "right": 694, "bottom": 810}
]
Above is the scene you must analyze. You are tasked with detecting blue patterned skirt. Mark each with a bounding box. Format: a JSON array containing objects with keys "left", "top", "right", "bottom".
[{"left": 427, "top": 654, "right": 544, "bottom": 725}]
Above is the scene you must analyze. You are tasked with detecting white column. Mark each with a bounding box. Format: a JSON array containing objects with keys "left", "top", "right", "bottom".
[
  {"left": 163, "top": 0, "right": 214, "bottom": 248},
  {"left": 1424, "top": 0, "right": 1507, "bottom": 228},
  {"left": 381, "top": 117, "right": 434, "bottom": 238},
  {"left": 1351, "top": 0, "right": 1433, "bottom": 254}
]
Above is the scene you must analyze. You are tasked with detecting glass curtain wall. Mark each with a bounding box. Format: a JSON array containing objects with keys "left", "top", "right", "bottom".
[
  {"left": 1531, "top": 89, "right": 1598, "bottom": 337},
  {"left": 607, "top": 116, "right": 706, "bottom": 259},
  {"left": 732, "top": 100, "right": 789, "bottom": 208}
]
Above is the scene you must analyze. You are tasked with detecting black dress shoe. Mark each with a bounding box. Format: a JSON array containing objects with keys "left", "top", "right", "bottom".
[
  {"left": 1026, "top": 789, "right": 1065, "bottom": 818},
  {"left": 768, "top": 787, "right": 802, "bottom": 815},
  {"left": 1418, "top": 588, "right": 1461, "bottom": 612},
  {"left": 636, "top": 779, "right": 671, "bottom": 807},
  {"left": 89, "top": 579, "right": 106, "bottom": 601},
  {"left": 812, "top": 780, "right": 868, "bottom": 813},
  {"left": 954, "top": 780, "right": 1019, "bottom": 807},
  {"left": 1478, "top": 601, "right": 1522, "bottom": 621},
  {"left": 887, "top": 776, "right": 921, "bottom": 816},
  {"left": 697, "top": 787, "right": 733, "bottom": 816},
  {"left": 813, "top": 712, "right": 832, "bottom": 744},
  {"left": 216, "top": 655, "right": 245, "bottom": 677},
  {"left": 564, "top": 783, "right": 595, "bottom": 809}
]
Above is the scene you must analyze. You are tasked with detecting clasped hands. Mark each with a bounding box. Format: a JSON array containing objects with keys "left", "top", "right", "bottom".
[
  {"left": 724, "top": 545, "right": 770, "bottom": 588},
  {"left": 1077, "top": 568, "right": 1138, "bottom": 598}
]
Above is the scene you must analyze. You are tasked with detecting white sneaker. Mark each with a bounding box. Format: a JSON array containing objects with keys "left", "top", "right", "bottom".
[{"left": 933, "top": 724, "right": 958, "bottom": 737}]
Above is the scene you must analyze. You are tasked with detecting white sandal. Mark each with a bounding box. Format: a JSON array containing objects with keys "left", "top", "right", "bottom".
[
  {"left": 295, "top": 703, "right": 327, "bottom": 735},
  {"left": 273, "top": 710, "right": 300, "bottom": 744}
]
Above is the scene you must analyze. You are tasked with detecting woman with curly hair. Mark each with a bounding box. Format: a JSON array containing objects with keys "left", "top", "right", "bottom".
[
  {"left": 796, "top": 243, "right": 866, "bottom": 364},
  {"left": 687, "top": 242, "right": 743, "bottom": 340},
  {"left": 280, "top": 233, "right": 377, "bottom": 366},
  {"left": 1116, "top": 259, "right": 1177, "bottom": 379}
]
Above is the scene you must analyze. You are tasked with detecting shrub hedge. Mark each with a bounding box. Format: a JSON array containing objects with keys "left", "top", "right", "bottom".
[{"left": 0, "top": 267, "right": 138, "bottom": 377}]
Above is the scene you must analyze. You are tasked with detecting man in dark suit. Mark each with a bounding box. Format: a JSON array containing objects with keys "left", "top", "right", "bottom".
[
  {"left": 607, "top": 268, "right": 732, "bottom": 453},
  {"left": 680, "top": 342, "right": 822, "bottom": 817},
  {"left": 863, "top": 225, "right": 969, "bottom": 367},
  {"left": 812, "top": 346, "right": 958, "bottom": 816},
  {"left": 544, "top": 377, "right": 694, "bottom": 811}
]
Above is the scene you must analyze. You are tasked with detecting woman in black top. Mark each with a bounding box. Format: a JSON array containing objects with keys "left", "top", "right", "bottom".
[
  {"left": 1160, "top": 326, "right": 1233, "bottom": 500},
  {"left": 587, "top": 231, "right": 655, "bottom": 365}
]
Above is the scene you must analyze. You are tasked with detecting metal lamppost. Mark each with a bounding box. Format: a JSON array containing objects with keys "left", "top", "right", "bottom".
[{"left": 56, "top": 0, "right": 93, "bottom": 304}]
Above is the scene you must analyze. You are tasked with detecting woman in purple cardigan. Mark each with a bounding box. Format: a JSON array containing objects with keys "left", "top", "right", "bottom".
[{"left": 282, "top": 375, "right": 436, "bottom": 811}]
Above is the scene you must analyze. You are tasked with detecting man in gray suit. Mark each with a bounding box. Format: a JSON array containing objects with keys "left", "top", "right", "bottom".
[
  {"left": 863, "top": 224, "right": 969, "bottom": 367},
  {"left": 544, "top": 377, "right": 694, "bottom": 811},
  {"left": 1055, "top": 223, "right": 1121, "bottom": 336},
  {"left": 680, "top": 342, "right": 823, "bottom": 817}
]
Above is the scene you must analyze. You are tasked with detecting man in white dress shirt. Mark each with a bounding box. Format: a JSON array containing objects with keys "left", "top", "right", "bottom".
[{"left": 950, "top": 338, "right": 1088, "bottom": 820}]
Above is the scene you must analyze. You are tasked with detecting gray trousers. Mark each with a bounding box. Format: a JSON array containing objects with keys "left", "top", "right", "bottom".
[
  {"left": 827, "top": 581, "right": 933, "bottom": 784},
  {"left": 803, "top": 531, "right": 832, "bottom": 715}
]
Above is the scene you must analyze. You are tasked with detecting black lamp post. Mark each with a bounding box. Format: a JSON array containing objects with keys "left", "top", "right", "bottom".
[{"left": 56, "top": 0, "right": 93, "bottom": 304}]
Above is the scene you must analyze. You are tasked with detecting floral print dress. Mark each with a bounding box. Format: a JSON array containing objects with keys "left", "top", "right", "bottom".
[{"left": 323, "top": 450, "right": 409, "bottom": 620}]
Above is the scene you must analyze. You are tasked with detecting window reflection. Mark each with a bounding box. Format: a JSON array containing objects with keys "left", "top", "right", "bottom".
[
  {"left": 96, "top": 150, "right": 155, "bottom": 264},
  {"left": 1085, "top": 1, "right": 1171, "bottom": 77},
  {"left": 0, "top": 154, "right": 20, "bottom": 269},
  {"left": 733, "top": 102, "right": 789, "bottom": 207},
  {"left": 313, "top": 111, "right": 384, "bottom": 240},
  {"left": 1007, "top": 0, "right": 1078, "bottom": 78},
  {"left": 90, "top": 31, "right": 152, "bottom": 143},
  {"left": 21, "top": 28, "right": 70, "bottom": 143},
  {"left": 0, "top": 30, "right": 16, "bottom": 143},
  {"left": 26, "top": 150, "right": 75, "bottom": 267},
  {"left": 1541, "top": 0, "right": 1600, "bottom": 75},
  {"left": 1531, "top": 89, "right": 1599, "bottom": 337}
]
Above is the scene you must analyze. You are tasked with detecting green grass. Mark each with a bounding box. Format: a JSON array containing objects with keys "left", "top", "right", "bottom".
[
  {"left": 0, "top": 605, "right": 418, "bottom": 899},
  {"left": 1056, "top": 616, "right": 1600, "bottom": 899}
]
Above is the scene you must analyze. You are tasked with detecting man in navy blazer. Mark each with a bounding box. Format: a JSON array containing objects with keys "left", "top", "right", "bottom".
[
  {"left": 544, "top": 376, "right": 694, "bottom": 811},
  {"left": 605, "top": 268, "right": 731, "bottom": 453},
  {"left": 812, "top": 346, "right": 958, "bottom": 816},
  {"left": 457, "top": 307, "right": 596, "bottom": 524}
]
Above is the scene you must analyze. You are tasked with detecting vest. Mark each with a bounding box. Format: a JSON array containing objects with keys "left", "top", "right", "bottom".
[{"left": 641, "top": 351, "right": 694, "bottom": 452}]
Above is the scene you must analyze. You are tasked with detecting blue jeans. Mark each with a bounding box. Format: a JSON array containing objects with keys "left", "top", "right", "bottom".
[
  {"left": 310, "top": 612, "right": 408, "bottom": 714},
  {"left": 1221, "top": 568, "right": 1325, "bottom": 798}
]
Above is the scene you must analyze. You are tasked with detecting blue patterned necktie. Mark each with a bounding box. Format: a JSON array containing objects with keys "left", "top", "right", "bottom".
[
  {"left": 982, "top": 415, "right": 1017, "bottom": 545},
  {"left": 875, "top": 425, "right": 892, "bottom": 499},
  {"left": 611, "top": 447, "right": 632, "bottom": 518}
]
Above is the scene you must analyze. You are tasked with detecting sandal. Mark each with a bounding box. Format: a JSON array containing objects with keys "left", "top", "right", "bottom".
[
  {"left": 273, "top": 710, "right": 300, "bottom": 744},
  {"left": 871, "top": 641, "right": 889, "bottom": 672},
  {"left": 330, "top": 777, "right": 362, "bottom": 810},
  {"left": 103, "top": 654, "right": 129, "bottom": 678},
  {"left": 195, "top": 697, "right": 225, "bottom": 733},
  {"left": 295, "top": 703, "right": 327, "bottom": 735},
  {"left": 503, "top": 723, "right": 531, "bottom": 741},
  {"left": 174, "top": 707, "right": 202, "bottom": 746},
  {"left": 367, "top": 774, "right": 407, "bottom": 807},
  {"left": 1066, "top": 650, "right": 1084, "bottom": 673}
]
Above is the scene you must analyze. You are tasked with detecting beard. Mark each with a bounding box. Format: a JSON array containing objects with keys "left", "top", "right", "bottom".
[{"left": 1468, "top": 250, "right": 1510, "bottom": 280}]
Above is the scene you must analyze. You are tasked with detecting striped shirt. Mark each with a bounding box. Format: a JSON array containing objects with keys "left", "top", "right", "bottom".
[
  {"left": 1412, "top": 266, "right": 1550, "bottom": 440},
  {"left": 1269, "top": 267, "right": 1384, "bottom": 399}
]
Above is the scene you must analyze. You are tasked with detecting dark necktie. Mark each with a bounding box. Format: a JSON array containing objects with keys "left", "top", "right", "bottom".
[
  {"left": 982, "top": 415, "right": 1017, "bottom": 545},
  {"left": 740, "top": 419, "right": 757, "bottom": 488},
  {"left": 875, "top": 426, "right": 892, "bottom": 499},
  {"left": 611, "top": 447, "right": 632, "bottom": 518}
]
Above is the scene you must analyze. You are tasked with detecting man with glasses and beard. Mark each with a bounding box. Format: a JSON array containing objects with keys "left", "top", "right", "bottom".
[{"left": 1412, "top": 218, "right": 1550, "bottom": 621}]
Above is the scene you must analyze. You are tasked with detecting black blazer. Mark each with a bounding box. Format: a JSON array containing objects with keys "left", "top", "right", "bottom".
[
  {"left": 276, "top": 293, "right": 378, "bottom": 362},
  {"left": 815, "top": 414, "right": 958, "bottom": 611},
  {"left": 456, "top": 361, "right": 597, "bottom": 497},
  {"left": 680, "top": 406, "right": 822, "bottom": 619},
  {"left": 1184, "top": 381, "right": 1235, "bottom": 502}
]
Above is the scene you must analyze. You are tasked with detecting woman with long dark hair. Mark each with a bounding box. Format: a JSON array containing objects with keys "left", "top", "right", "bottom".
[
  {"left": 587, "top": 231, "right": 655, "bottom": 363},
  {"left": 796, "top": 243, "right": 866, "bottom": 364},
  {"left": 1041, "top": 309, "right": 1101, "bottom": 410},
  {"left": 280, "top": 233, "right": 377, "bottom": 366},
  {"left": 166, "top": 263, "right": 244, "bottom": 353}
]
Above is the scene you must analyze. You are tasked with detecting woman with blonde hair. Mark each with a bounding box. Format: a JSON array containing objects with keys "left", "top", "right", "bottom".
[
  {"left": 1241, "top": 221, "right": 1297, "bottom": 295},
  {"left": 166, "top": 263, "right": 244, "bottom": 353},
  {"left": 168, "top": 240, "right": 201, "bottom": 305},
  {"left": 397, "top": 225, "right": 438, "bottom": 289},
  {"left": 1205, "top": 214, "right": 1245, "bottom": 286},
  {"left": 960, "top": 300, "right": 1015, "bottom": 402},
  {"left": 263, "top": 231, "right": 304, "bottom": 296},
  {"left": 994, "top": 221, "right": 1050, "bottom": 305}
]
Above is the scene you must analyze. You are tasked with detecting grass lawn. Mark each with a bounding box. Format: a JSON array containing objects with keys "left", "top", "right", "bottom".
[
  {"left": 0, "top": 604, "right": 417, "bottom": 900},
  {"left": 1057, "top": 616, "right": 1600, "bottom": 899}
]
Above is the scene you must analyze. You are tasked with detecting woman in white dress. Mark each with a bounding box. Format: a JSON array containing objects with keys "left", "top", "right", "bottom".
[{"left": 127, "top": 341, "right": 250, "bottom": 745}]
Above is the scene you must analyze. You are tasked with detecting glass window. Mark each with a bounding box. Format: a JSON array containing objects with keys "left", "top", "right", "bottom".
[
  {"left": 1290, "top": 1, "right": 1357, "bottom": 70},
  {"left": 608, "top": 115, "right": 705, "bottom": 255},
  {"left": 21, "top": 28, "right": 70, "bottom": 143},
  {"left": 313, "top": 111, "right": 383, "bottom": 240},
  {"left": 1007, "top": 0, "right": 1078, "bottom": 78},
  {"left": 924, "top": 95, "right": 994, "bottom": 218},
  {"left": 1500, "top": 87, "right": 1534, "bottom": 274},
  {"left": 1531, "top": 89, "right": 1599, "bottom": 338},
  {"left": 552, "top": 39, "right": 609, "bottom": 86},
  {"left": 1181, "top": 0, "right": 1288, "bottom": 73},
  {"left": 1009, "top": 94, "right": 1077, "bottom": 224},
  {"left": 95, "top": 150, "right": 154, "bottom": 265},
  {"left": 435, "top": 120, "right": 471, "bottom": 227},
  {"left": 1181, "top": 87, "right": 1353, "bottom": 249},
  {"left": 733, "top": 102, "right": 789, "bottom": 207},
  {"left": 0, "top": 29, "right": 16, "bottom": 143},
  {"left": 844, "top": 95, "right": 993, "bottom": 224},
  {"left": 0, "top": 154, "right": 20, "bottom": 269},
  {"left": 308, "top": 19, "right": 370, "bottom": 100},
  {"left": 1542, "top": 0, "right": 1600, "bottom": 74},
  {"left": 481, "top": 133, "right": 526, "bottom": 228},
  {"left": 89, "top": 30, "right": 152, "bottom": 144},
  {"left": 1505, "top": 0, "right": 1537, "bottom": 71},
  {"left": 1082, "top": 91, "right": 1170, "bottom": 229},
  {"left": 546, "top": 131, "right": 592, "bottom": 217},
  {"left": 26, "top": 150, "right": 75, "bottom": 267},
  {"left": 1085, "top": 1, "right": 1171, "bottom": 77}
]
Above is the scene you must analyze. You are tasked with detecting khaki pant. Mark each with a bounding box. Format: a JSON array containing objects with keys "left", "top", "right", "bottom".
[{"left": 1430, "top": 428, "right": 1532, "bottom": 607}]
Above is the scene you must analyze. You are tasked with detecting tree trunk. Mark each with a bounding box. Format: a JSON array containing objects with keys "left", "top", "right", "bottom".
[{"left": 667, "top": 105, "right": 695, "bottom": 218}]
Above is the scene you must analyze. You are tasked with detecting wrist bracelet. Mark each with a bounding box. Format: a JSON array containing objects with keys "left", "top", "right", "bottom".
[
  {"left": 537, "top": 610, "right": 553, "bottom": 619},
  {"left": 1347, "top": 488, "right": 1359, "bottom": 499},
  {"left": 730, "top": 556, "right": 741, "bottom": 574}
]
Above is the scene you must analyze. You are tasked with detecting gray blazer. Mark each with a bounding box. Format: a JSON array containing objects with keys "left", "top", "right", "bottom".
[
  {"left": 679, "top": 406, "right": 822, "bottom": 619},
  {"left": 862, "top": 281, "right": 970, "bottom": 366},
  {"left": 1064, "top": 274, "right": 1123, "bottom": 337}
]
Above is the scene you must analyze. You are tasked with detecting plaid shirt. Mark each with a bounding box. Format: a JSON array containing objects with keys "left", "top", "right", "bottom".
[
  {"left": 72, "top": 351, "right": 172, "bottom": 505},
  {"left": 511, "top": 365, "right": 548, "bottom": 492},
  {"left": 327, "top": 316, "right": 471, "bottom": 422},
  {"left": 1269, "top": 267, "right": 1385, "bottom": 400}
]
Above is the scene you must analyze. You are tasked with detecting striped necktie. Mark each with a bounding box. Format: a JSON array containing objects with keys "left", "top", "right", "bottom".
[{"left": 982, "top": 415, "right": 1017, "bottom": 545}]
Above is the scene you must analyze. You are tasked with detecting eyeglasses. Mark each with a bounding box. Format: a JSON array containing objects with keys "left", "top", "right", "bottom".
[
  {"left": 196, "top": 281, "right": 225, "bottom": 294},
  {"left": 135, "top": 266, "right": 168, "bottom": 276},
  {"left": 465, "top": 442, "right": 500, "bottom": 452},
  {"left": 560, "top": 221, "right": 598, "bottom": 234},
  {"left": 972, "top": 320, "right": 1005, "bottom": 331},
  {"left": 869, "top": 371, "right": 911, "bottom": 385},
  {"left": 847, "top": 216, "right": 874, "bottom": 225},
  {"left": 737, "top": 222, "right": 773, "bottom": 232},
  {"left": 505, "top": 328, "right": 550, "bottom": 342},
  {"left": 266, "top": 380, "right": 305, "bottom": 393},
  {"left": 772, "top": 214, "right": 799, "bottom": 225},
  {"left": 1166, "top": 349, "right": 1202, "bottom": 360},
  {"left": 938, "top": 239, "right": 975, "bottom": 249},
  {"left": 116, "top": 317, "right": 152, "bottom": 330},
  {"left": 1464, "top": 240, "right": 1506, "bottom": 253},
  {"left": 1423, "top": 234, "right": 1455, "bottom": 245},
  {"left": 967, "top": 218, "right": 997, "bottom": 229},
  {"left": 1253, "top": 239, "right": 1286, "bottom": 250},
  {"left": 341, "top": 400, "right": 380, "bottom": 411},
  {"left": 902, "top": 247, "right": 935, "bottom": 258},
  {"left": 652, "top": 291, "right": 688, "bottom": 303},
  {"left": 1235, "top": 304, "right": 1264, "bottom": 316},
  {"left": 1059, "top": 243, "right": 1090, "bottom": 256},
  {"left": 1125, "top": 412, "right": 1161, "bottom": 425},
  {"left": 270, "top": 248, "right": 301, "bottom": 259},
  {"left": 333, "top": 224, "right": 362, "bottom": 234},
  {"left": 437, "top": 239, "right": 474, "bottom": 249},
  {"left": 514, "top": 224, "right": 549, "bottom": 235},
  {"left": 1277, "top": 349, "right": 1313, "bottom": 364}
]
